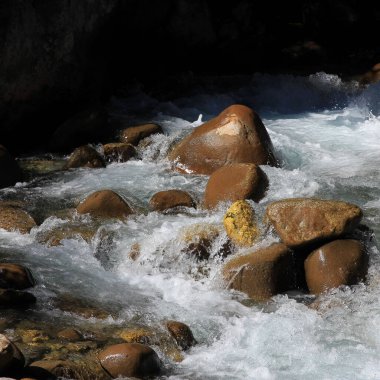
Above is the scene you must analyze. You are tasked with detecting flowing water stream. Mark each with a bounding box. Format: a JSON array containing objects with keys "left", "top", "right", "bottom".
[{"left": 1, "top": 73, "right": 380, "bottom": 379}]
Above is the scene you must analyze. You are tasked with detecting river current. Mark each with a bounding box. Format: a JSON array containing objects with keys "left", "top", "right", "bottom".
[{"left": 1, "top": 73, "right": 380, "bottom": 379}]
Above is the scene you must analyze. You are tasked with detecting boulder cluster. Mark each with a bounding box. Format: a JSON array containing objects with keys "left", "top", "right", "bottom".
[{"left": 0, "top": 103, "right": 373, "bottom": 379}]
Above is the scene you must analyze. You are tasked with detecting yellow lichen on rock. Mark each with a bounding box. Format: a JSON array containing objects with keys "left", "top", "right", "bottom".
[{"left": 223, "top": 200, "right": 259, "bottom": 246}]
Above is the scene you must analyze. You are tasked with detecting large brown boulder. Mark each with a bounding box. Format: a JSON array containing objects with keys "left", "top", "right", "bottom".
[
  {"left": 223, "top": 243, "right": 295, "bottom": 300},
  {"left": 0, "top": 334, "right": 25, "bottom": 373},
  {"left": 304, "top": 239, "right": 368, "bottom": 295},
  {"left": 204, "top": 163, "right": 268, "bottom": 209},
  {"left": 98, "top": 343, "right": 161, "bottom": 378},
  {"left": 0, "top": 205, "right": 37, "bottom": 234},
  {"left": 65, "top": 145, "right": 105, "bottom": 169},
  {"left": 223, "top": 200, "right": 259, "bottom": 247},
  {"left": 0, "top": 145, "right": 22, "bottom": 189},
  {"left": 0, "top": 263, "right": 35, "bottom": 290},
  {"left": 120, "top": 123, "right": 163, "bottom": 146},
  {"left": 149, "top": 190, "right": 195, "bottom": 212},
  {"left": 265, "top": 198, "right": 362, "bottom": 248},
  {"left": 168, "top": 105, "right": 277, "bottom": 175},
  {"left": 103, "top": 143, "right": 136, "bottom": 162},
  {"left": 77, "top": 190, "right": 133, "bottom": 219}
]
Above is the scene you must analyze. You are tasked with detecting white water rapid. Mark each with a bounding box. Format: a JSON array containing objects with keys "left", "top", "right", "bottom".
[{"left": 1, "top": 73, "right": 380, "bottom": 379}]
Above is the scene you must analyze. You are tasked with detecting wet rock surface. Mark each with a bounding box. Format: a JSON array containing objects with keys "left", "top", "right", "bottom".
[
  {"left": 65, "top": 145, "right": 106, "bottom": 169},
  {"left": 304, "top": 239, "right": 368, "bottom": 295},
  {"left": 98, "top": 343, "right": 161, "bottom": 378},
  {"left": 169, "top": 104, "right": 277, "bottom": 174},
  {"left": 76, "top": 190, "right": 133, "bottom": 219},
  {"left": 149, "top": 189, "right": 195, "bottom": 212},
  {"left": 265, "top": 198, "right": 363, "bottom": 248},
  {"left": 223, "top": 243, "right": 295, "bottom": 301},
  {"left": 204, "top": 163, "right": 269, "bottom": 209}
]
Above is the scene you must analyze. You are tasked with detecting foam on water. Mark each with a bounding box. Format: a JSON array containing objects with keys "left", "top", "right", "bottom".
[{"left": 1, "top": 73, "right": 380, "bottom": 379}]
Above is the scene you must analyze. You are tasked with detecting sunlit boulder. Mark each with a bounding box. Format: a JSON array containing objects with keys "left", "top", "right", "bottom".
[
  {"left": 223, "top": 243, "right": 295, "bottom": 301},
  {"left": 204, "top": 163, "right": 268, "bottom": 209},
  {"left": 304, "top": 239, "right": 368, "bottom": 295},
  {"left": 265, "top": 198, "right": 362, "bottom": 248},
  {"left": 76, "top": 190, "right": 133, "bottom": 219},
  {"left": 169, "top": 104, "right": 277, "bottom": 174},
  {"left": 223, "top": 200, "right": 259, "bottom": 247}
]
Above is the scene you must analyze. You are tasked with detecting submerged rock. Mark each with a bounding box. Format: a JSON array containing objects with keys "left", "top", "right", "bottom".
[
  {"left": 98, "top": 343, "right": 161, "bottom": 378},
  {"left": 54, "top": 294, "right": 111, "bottom": 320},
  {"left": 56, "top": 328, "right": 82, "bottom": 342},
  {"left": 168, "top": 104, "right": 277, "bottom": 174},
  {"left": 265, "top": 198, "right": 363, "bottom": 248},
  {"left": 0, "top": 333, "right": 25, "bottom": 373},
  {"left": 0, "top": 263, "right": 35, "bottom": 290},
  {"left": 149, "top": 189, "right": 195, "bottom": 212},
  {"left": 36, "top": 223, "right": 97, "bottom": 247},
  {"left": 223, "top": 243, "right": 295, "bottom": 301},
  {"left": 0, "top": 145, "right": 22, "bottom": 189},
  {"left": 166, "top": 321, "right": 196, "bottom": 351},
  {"left": 304, "top": 239, "right": 368, "bottom": 295},
  {"left": 0, "top": 204, "right": 36, "bottom": 234},
  {"left": 76, "top": 190, "right": 133, "bottom": 219},
  {"left": 180, "top": 223, "right": 234, "bottom": 260},
  {"left": 204, "top": 163, "right": 268, "bottom": 209},
  {"left": 65, "top": 145, "right": 105, "bottom": 169},
  {"left": 120, "top": 123, "right": 163, "bottom": 146},
  {"left": 27, "top": 360, "right": 82, "bottom": 379},
  {"left": 223, "top": 200, "right": 259, "bottom": 247},
  {"left": 103, "top": 142, "right": 136, "bottom": 162}
]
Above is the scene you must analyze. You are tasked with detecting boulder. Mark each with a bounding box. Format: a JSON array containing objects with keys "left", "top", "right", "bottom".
[
  {"left": 56, "top": 328, "right": 82, "bottom": 342},
  {"left": 223, "top": 200, "right": 259, "bottom": 247},
  {"left": 0, "top": 145, "right": 22, "bottom": 189},
  {"left": 168, "top": 104, "right": 277, "bottom": 174},
  {"left": 103, "top": 143, "right": 136, "bottom": 162},
  {"left": 0, "top": 205, "right": 37, "bottom": 234},
  {"left": 54, "top": 294, "right": 110, "bottom": 320},
  {"left": 77, "top": 190, "right": 133, "bottom": 219},
  {"left": 265, "top": 198, "right": 362, "bottom": 248},
  {"left": 65, "top": 145, "right": 105, "bottom": 169},
  {"left": 149, "top": 190, "right": 195, "bottom": 212},
  {"left": 0, "top": 263, "right": 35, "bottom": 289},
  {"left": 49, "top": 106, "right": 109, "bottom": 152},
  {"left": 166, "top": 321, "right": 196, "bottom": 351},
  {"left": 0, "top": 289, "right": 36, "bottom": 309},
  {"left": 120, "top": 123, "right": 163, "bottom": 146},
  {"left": 223, "top": 243, "right": 295, "bottom": 300},
  {"left": 0, "top": 334, "right": 25, "bottom": 373},
  {"left": 204, "top": 163, "right": 268, "bottom": 209},
  {"left": 304, "top": 239, "right": 368, "bottom": 295},
  {"left": 98, "top": 343, "right": 161, "bottom": 378},
  {"left": 119, "top": 327, "right": 154, "bottom": 345}
]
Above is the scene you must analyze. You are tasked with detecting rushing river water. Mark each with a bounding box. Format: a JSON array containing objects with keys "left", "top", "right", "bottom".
[{"left": 1, "top": 73, "right": 380, "bottom": 379}]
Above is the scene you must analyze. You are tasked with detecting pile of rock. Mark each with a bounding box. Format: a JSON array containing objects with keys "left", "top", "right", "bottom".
[{"left": 223, "top": 198, "right": 368, "bottom": 300}]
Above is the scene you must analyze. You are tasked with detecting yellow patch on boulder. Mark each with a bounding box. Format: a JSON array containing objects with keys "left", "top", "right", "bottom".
[{"left": 223, "top": 200, "right": 259, "bottom": 246}]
